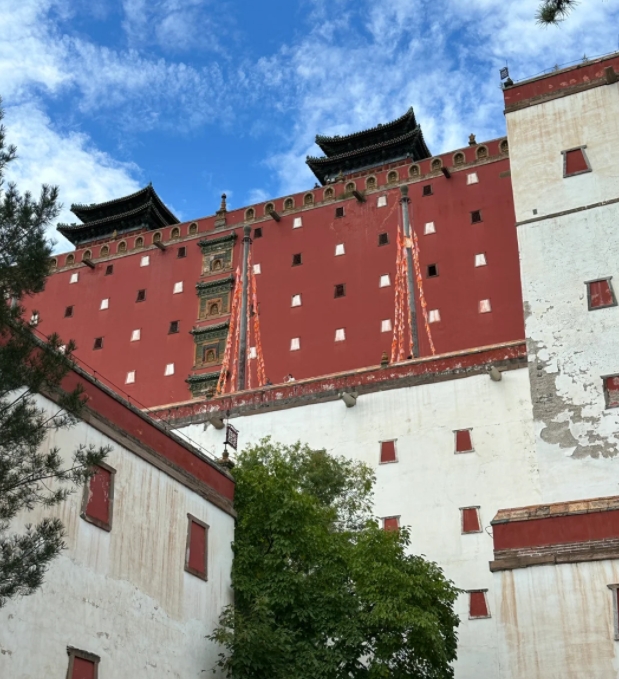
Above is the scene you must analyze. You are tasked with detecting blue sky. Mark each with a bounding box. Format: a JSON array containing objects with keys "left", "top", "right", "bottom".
[{"left": 2, "top": 0, "right": 619, "bottom": 251}]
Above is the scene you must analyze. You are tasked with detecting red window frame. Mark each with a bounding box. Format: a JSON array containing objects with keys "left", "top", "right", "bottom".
[
  {"left": 185, "top": 514, "right": 209, "bottom": 580},
  {"left": 562, "top": 146, "right": 591, "bottom": 177},
  {"left": 67, "top": 646, "right": 100, "bottom": 679},
  {"left": 454, "top": 429, "right": 473, "bottom": 453},
  {"left": 80, "top": 462, "right": 115, "bottom": 532},
  {"left": 383, "top": 516, "right": 400, "bottom": 531},
  {"left": 379, "top": 440, "right": 397, "bottom": 464},
  {"left": 461, "top": 507, "right": 481, "bottom": 534},
  {"left": 468, "top": 590, "right": 490, "bottom": 619},
  {"left": 603, "top": 375, "right": 619, "bottom": 409},
  {"left": 587, "top": 278, "right": 616, "bottom": 310}
]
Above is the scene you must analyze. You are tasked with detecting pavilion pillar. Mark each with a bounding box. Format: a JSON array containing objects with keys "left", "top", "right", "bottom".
[{"left": 400, "top": 186, "right": 419, "bottom": 358}]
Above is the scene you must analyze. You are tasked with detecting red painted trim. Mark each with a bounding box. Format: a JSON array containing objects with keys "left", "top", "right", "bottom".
[
  {"left": 493, "top": 509, "right": 619, "bottom": 550},
  {"left": 504, "top": 54, "right": 619, "bottom": 109},
  {"left": 60, "top": 369, "right": 234, "bottom": 501},
  {"left": 151, "top": 341, "right": 527, "bottom": 421}
]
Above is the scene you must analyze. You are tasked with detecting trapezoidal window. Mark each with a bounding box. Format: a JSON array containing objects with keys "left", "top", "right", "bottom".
[
  {"left": 136, "top": 289, "right": 146, "bottom": 302},
  {"left": 563, "top": 146, "right": 591, "bottom": 177},
  {"left": 604, "top": 375, "right": 619, "bottom": 409},
  {"left": 587, "top": 278, "right": 616, "bottom": 310},
  {"left": 334, "top": 284, "right": 346, "bottom": 298},
  {"left": 292, "top": 253, "right": 302, "bottom": 266},
  {"left": 81, "top": 462, "right": 115, "bottom": 531},
  {"left": 455, "top": 429, "right": 473, "bottom": 453},
  {"left": 461, "top": 507, "right": 481, "bottom": 533},
  {"left": 378, "top": 232, "right": 389, "bottom": 246},
  {"left": 67, "top": 647, "right": 100, "bottom": 679},
  {"left": 335, "top": 206, "right": 345, "bottom": 218},
  {"left": 468, "top": 590, "right": 490, "bottom": 619},
  {"left": 169, "top": 320, "right": 179, "bottom": 334},
  {"left": 427, "top": 264, "right": 438, "bottom": 278},
  {"left": 185, "top": 514, "right": 208, "bottom": 580},
  {"left": 422, "top": 184, "right": 433, "bottom": 197},
  {"left": 383, "top": 516, "right": 400, "bottom": 531},
  {"left": 177, "top": 246, "right": 187, "bottom": 258},
  {"left": 65, "top": 305, "right": 74, "bottom": 318},
  {"left": 254, "top": 227, "right": 262, "bottom": 238},
  {"left": 105, "top": 264, "right": 113, "bottom": 275},
  {"left": 471, "top": 210, "right": 482, "bottom": 223},
  {"left": 93, "top": 337, "right": 103, "bottom": 350},
  {"left": 380, "top": 440, "right": 397, "bottom": 464}
]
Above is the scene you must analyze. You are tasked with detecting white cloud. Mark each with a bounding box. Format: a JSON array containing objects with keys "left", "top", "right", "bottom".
[{"left": 3, "top": 102, "right": 141, "bottom": 251}]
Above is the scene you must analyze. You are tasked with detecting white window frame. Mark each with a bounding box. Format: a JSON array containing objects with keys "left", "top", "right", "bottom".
[
  {"left": 173, "top": 281, "right": 183, "bottom": 294},
  {"left": 140, "top": 255, "right": 150, "bottom": 267},
  {"left": 379, "top": 274, "right": 391, "bottom": 288}
]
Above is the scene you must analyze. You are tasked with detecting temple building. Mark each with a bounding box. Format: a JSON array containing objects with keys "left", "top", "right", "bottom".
[{"left": 8, "top": 50, "right": 619, "bottom": 679}]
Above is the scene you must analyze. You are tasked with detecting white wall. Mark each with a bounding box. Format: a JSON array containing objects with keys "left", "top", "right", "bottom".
[
  {"left": 508, "top": 76, "right": 619, "bottom": 483},
  {"left": 507, "top": 80, "right": 619, "bottom": 223},
  {"left": 494, "top": 560, "right": 619, "bottom": 679},
  {"left": 181, "top": 368, "right": 540, "bottom": 679},
  {"left": 0, "top": 394, "right": 234, "bottom": 678}
]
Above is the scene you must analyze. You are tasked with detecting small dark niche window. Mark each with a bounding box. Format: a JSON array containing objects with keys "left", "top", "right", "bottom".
[
  {"left": 471, "top": 210, "right": 482, "bottom": 223},
  {"left": 378, "top": 232, "right": 389, "bottom": 246},
  {"left": 177, "top": 246, "right": 187, "bottom": 258},
  {"left": 254, "top": 227, "right": 263, "bottom": 238},
  {"left": 335, "top": 206, "right": 345, "bottom": 218},
  {"left": 93, "top": 337, "right": 103, "bottom": 350},
  {"left": 169, "top": 320, "right": 180, "bottom": 334},
  {"left": 105, "top": 264, "right": 114, "bottom": 276},
  {"left": 292, "top": 253, "right": 302, "bottom": 266},
  {"left": 334, "top": 284, "right": 346, "bottom": 298},
  {"left": 422, "top": 185, "right": 433, "bottom": 196},
  {"left": 136, "top": 289, "right": 146, "bottom": 302},
  {"left": 427, "top": 264, "right": 439, "bottom": 278},
  {"left": 65, "top": 305, "right": 74, "bottom": 318}
]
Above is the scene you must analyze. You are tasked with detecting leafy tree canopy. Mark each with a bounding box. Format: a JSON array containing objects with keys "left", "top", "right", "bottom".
[
  {"left": 210, "top": 439, "right": 459, "bottom": 679},
  {"left": 0, "top": 100, "right": 108, "bottom": 608}
]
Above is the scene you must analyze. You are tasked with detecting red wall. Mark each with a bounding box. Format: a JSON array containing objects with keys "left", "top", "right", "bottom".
[{"left": 29, "top": 140, "right": 524, "bottom": 408}]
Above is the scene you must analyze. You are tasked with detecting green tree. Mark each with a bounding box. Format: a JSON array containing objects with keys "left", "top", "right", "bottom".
[
  {"left": 210, "top": 439, "right": 459, "bottom": 679},
  {"left": 0, "top": 101, "right": 109, "bottom": 608},
  {"left": 536, "top": 0, "right": 579, "bottom": 24}
]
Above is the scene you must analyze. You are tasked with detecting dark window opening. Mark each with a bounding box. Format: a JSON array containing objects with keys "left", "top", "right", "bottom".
[
  {"left": 335, "top": 206, "right": 345, "bottom": 218},
  {"left": 136, "top": 289, "right": 146, "bottom": 302},
  {"left": 378, "top": 232, "right": 389, "bottom": 246},
  {"left": 427, "top": 264, "right": 439, "bottom": 278},
  {"left": 177, "top": 246, "right": 187, "bottom": 258},
  {"left": 292, "top": 253, "right": 302, "bottom": 266},
  {"left": 254, "top": 227, "right": 263, "bottom": 238},
  {"left": 93, "top": 337, "right": 103, "bottom": 350},
  {"left": 422, "top": 185, "right": 433, "bottom": 196},
  {"left": 471, "top": 210, "right": 482, "bottom": 223},
  {"left": 334, "top": 284, "right": 346, "bottom": 298},
  {"left": 65, "top": 305, "right": 74, "bottom": 318},
  {"left": 169, "top": 320, "right": 179, "bottom": 334},
  {"left": 105, "top": 264, "right": 114, "bottom": 276},
  {"left": 587, "top": 279, "right": 616, "bottom": 310}
]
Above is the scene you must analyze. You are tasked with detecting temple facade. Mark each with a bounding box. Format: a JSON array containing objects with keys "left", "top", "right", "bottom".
[{"left": 14, "top": 51, "right": 619, "bottom": 678}]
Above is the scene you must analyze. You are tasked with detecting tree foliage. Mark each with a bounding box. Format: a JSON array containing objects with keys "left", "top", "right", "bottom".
[
  {"left": 210, "top": 439, "right": 460, "bottom": 679},
  {"left": 536, "top": 0, "right": 579, "bottom": 24},
  {"left": 0, "top": 100, "right": 109, "bottom": 608}
]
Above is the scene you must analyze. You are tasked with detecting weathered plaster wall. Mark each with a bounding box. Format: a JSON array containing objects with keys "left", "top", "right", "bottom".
[
  {"left": 495, "top": 560, "right": 619, "bottom": 679},
  {"left": 508, "top": 74, "right": 619, "bottom": 485},
  {"left": 0, "top": 394, "right": 234, "bottom": 678},
  {"left": 507, "top": 79, "right": 619, "bottom": 222},
  {"left": 180, "top": 368, "right": 540, "bottom": 679}
]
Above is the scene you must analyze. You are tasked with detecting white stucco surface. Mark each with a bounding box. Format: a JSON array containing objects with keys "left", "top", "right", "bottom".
[
  {"left": 181, "top": 368, "right": 540, "bottom": 679},
  {"left": 0, "top": 394, "right": 234, "bottom": 678}
]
